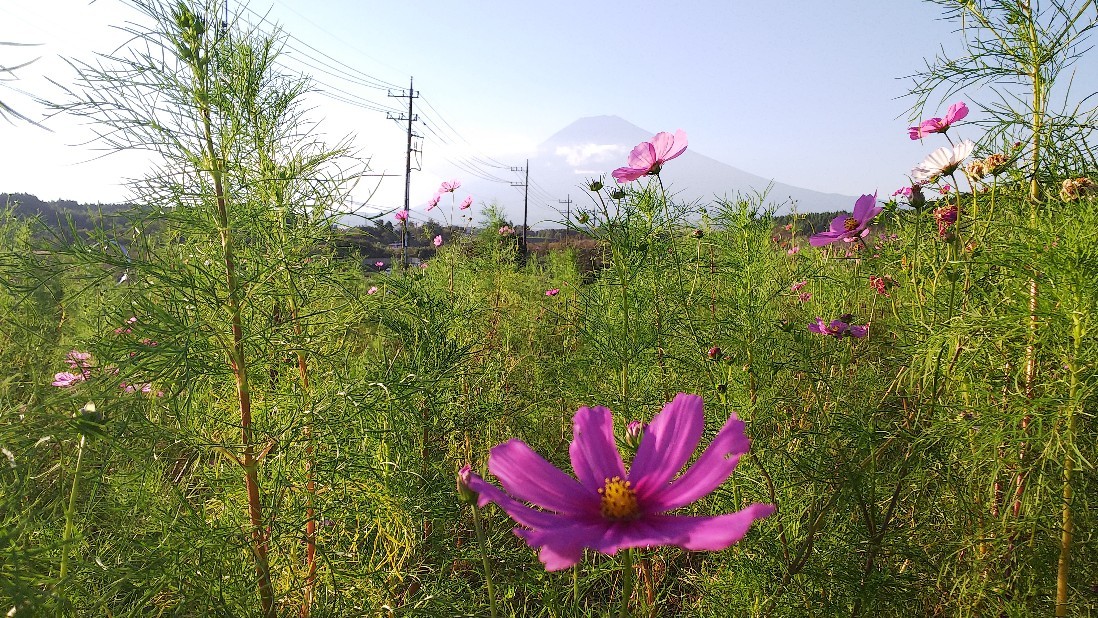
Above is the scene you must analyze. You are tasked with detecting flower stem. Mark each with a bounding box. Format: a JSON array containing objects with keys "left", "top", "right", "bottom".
[
  {"left": 471, "top": 504, "right": 498, "bottom": 618},
  {"left": 1055, "top": 309, "right": 1083, "bottom": 616},
  {"left": 619, "top": 549, "right": 634, "bottom": 618},
  {"left": 57, "top": 433, "right": 86, "bottom": 615}
]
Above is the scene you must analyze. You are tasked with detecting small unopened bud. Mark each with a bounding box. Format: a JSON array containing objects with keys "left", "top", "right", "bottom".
[
  {"left": 609, "top": 189, "right": 627, "bottom": 200},
  {"left": 707, "top": 346, "right": 723, "bottom": 361},
  {"left": 456, "top": 465, "right": 477, "bottom": 505},
  {"left": 691, "top": 228, "right": 704, "bottom": 239},
  {"left": 624, "top": 420, "right": 646, "bottom": 450},
  {"left": 586, "top": 178, "right": 604, "bottom": 192}
]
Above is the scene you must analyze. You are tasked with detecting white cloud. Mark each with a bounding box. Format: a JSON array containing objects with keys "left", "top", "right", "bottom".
[{"left": 554, "top": 143, "right": 627, "bottom": 167}]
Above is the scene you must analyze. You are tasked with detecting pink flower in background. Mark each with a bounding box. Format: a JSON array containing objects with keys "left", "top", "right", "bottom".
[
  {"left": 499, "top": 225, "right": 515, "bottom": 236},
  {"left": 798, "top": 292, "right": 812, "bottom": 303},
  {"left": 809, "top": 194, "right": 882, "bottom": 247},
  {"left": 460, "top": 195, "right": 473, "bottom": 210},
  {"left": 433, "top": 235, "right": 443, "bottom": 247},
  {"left": 52, "top": 372, "right": 85, "bottom": 388},
  {"left": 808, "top": 315, "right": 869, "bottom": 339},
  {"left": 908, "top": 101, "right": 969, "bottom": 139},
  {"left": 463, "top": 394, "right": 774, "bottom": 571},
  {"left": 426, "top": 194, "right": 442, "bottom": 211},
  {"left": 375, "top": 261, "right": 385, "bottom": 269},
  {"left": 394, "top": 210, "right": 409, "bottom": 223},
  {"left": 790, "top": 280, "right": 808, "bottom": 292},
  {"left": 892, "top": 186, "right": 912, "bottom": 199},
  {"left": 612, "top": 129, "right": 688, "bottom": 183},
  {"left": 787, "top": 245, "right": 800, "bottom": 255},
  {"left": 545, "top": 288, "right": 560, "bottom": 297},
  {"left": 367, "top": 286, "right": 379, "bottom": 295},
  {"left": 940, "top": 184, "right": 952, "bottom": 195},
  {"left": 439, "top": 179, "right": 461, "bottom": 193},
  {"left": 933, "top": 203, "right": 959, "bottom": 237}
]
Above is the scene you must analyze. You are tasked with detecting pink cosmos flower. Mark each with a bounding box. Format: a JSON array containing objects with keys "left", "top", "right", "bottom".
[
  {"left": 433, "top": 235, "right": 443, "bottom": 247},
  {"left": 545, "top": 288, "right": 560, "bottom": 297},
  {"left": 798, "top": 292, "right": 812, "bottom": 303},
  {"left": 52, "top": 372, "right": 85, "bottom": 388},
  {"left": 808, "top": 315, "right": 869, "bottom": 339},
  {"left": 375, "top": 261, "right": 385, "bottom": 269},
  {"left": 499, "top": 225, "right": 515, "bottom": 236},
  {"left": 908, "top": 101, "right": 969, "bottom": 140},
  {"left": 367, "top": 286, "right": 379, "bottom": 295},
  {"left": 426, "top": 194, "right": 442, "bottom": 211},
  {"left": 809, "top": 194, "right": 882, "bottom": 247},
  {"left": 463, "top": 393, "right": 775, "bottom": 571},
  {"left": 787, "top": 245, "right": 800, "bottom": 255},
  {"left": 439, "top": 179, "right": 461, "bottom": 193},
  {"left": 790, "top": 280, "right": 808, "bottom": 292},
  {"left": 611, "top": 130, "right": 688, "bottom": 183},
  {"left": 460, "top": 195, "right": 473, "bottom": 210},
  {"left": 892, "top": 186, "right": 912, "bottom": 199},
  {"left": 940, "top": 184, "right": 952, "bottom": 195},
  {"left": 394, "top": 210, "right": 409, "bottom": 223}
]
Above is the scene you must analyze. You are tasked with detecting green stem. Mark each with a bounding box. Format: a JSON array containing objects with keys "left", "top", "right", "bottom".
[
  {"left": 1055, "top": 309, "right": 1083, "bottom": 616},
  {"left": 58, "top": 433, "right": 86, "bottom": 607},
  {"left": 619, "top": 549, "right": 634, "bottom": 618},
  {"left": 472, "top": 505, "right": 498, "bottom": 618}
]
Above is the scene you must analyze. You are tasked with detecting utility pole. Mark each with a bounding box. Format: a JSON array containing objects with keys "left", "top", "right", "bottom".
[
  {"left": 510, "top": 159, "right": 529, "bottom": 256},
  {"left": 387, "top": 77, "right": 419, "bottom": 268},
  {"left": 559, "top": 194, "right": 572, "bottom": 222}
]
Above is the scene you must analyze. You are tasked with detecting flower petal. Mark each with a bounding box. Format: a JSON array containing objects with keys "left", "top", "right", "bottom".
[
  {"left": 851, "top": 193, "right": 878, "bottom": 221},
  {"left": 466, "top": 472, "right": 571, "bottom": 530},
  {"left": 809, "top": 231, "right": 841, "bottom": 247},
  {"left": 650, "top": 129, "right": 688, "bottom": 163},
  {"left": 488, "top": 439, "right": 599, "bottom": 516},
  {"left": 625, "top": 141, "right": 656, "bottom": 170},
  {"left": 612, "top": 166, "right": 645, "bottom": 183},
  {"left": 629, "top": 393, "right": 704, "bottom": 500},
  {"left": 569, "top": 406, "right": 626, "bottom": 493},
  {"left": 642, "top": 413, "right": 752, "bottom": 512},
  {"left": 828, "top": 214, "right": 849, "bottom": 234},
  {"left": 514, "top": 522, "right": 608, "bottom": 571},
  {"left": 637, "top": 504, "right": 776, "bottom": 552}
]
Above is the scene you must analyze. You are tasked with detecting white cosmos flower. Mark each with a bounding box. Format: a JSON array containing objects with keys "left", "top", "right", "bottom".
[{"left": 911, "top": 140, "right": 975, "bottom": 184}]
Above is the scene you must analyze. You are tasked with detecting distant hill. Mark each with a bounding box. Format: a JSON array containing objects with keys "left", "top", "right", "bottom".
[
  {"left": 450, "top": 116, "right": 859, "bottom": 227},
  {"left": 1, "top": 192, "right": 130, "bottom": 231}
]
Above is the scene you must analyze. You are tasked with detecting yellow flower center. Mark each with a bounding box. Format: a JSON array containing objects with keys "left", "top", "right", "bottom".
[
  {"left": 598, "top": 476, "right": 639, "bottom": 520},
  {"left": 843, "top": 217, "right": 859, "bottom": 231}
]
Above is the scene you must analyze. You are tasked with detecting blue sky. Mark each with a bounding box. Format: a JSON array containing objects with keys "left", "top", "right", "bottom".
[{"left": 2, "top": 1, "right": 1087, "bottom": 216}]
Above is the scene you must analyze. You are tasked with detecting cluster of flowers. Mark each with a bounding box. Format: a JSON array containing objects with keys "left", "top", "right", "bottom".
[
  {"left": 425, "top": 179, "right": 473, "bottom": 212},
  {"left": 53, "top": 317, "right": 163, "bottom": 396},
  {"left": 1060, "top": 177, "right": 1096, "bottom": 201}
]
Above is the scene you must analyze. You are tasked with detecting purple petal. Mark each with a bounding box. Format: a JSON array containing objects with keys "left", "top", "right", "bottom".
[
  {"left": 643, "top": 413, "right": 751, "bottom": 512},
  {"left": 515, "top": 522, "right": 608, "bottom": 571},
  {"left": 637, "top": 504, "right": 776, "bottom": 552},
  {"left": 849, "top": 324, "right": 869, "bottom": 338},
  {"left": 650, "top": 129, "right": 688, "bottom": 163},
  {"left": 629, "top": 393, "right": 704, "bottom": 500},
  {"left": 569, "top": 406, "right": 626, "bottom": 493},
  {"left": 851, "top": 193, "right": 878, "bottom": 222},
  {"left": 828, "top": 214, "right": 850, "bottom": 234},
  {"left": 466, "top": 472, "right": 572, "bottom": 530},
  {"left": 625, "top": 142, "right": 656, "bottom": 170},
  {"left": 809, "top": 231, "right": 841, "bottom": 247},
  {"left": 488, "top": 439, "right": 599, "bottom": 516},
  {"left": 612, "top": 166, "right": 645, "bottom": 183},
  {"left": 944, "top": 101, "right": 968, "bottom": 124}
]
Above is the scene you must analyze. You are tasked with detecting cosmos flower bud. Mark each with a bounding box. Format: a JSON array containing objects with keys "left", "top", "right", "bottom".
[
  {"left": 707, "top": 346, "right": 723, "bottom": 361},
  {"left": 586, "top": 178, "right": 604, "bottom": 192},
  {"left": 456, "top": 465, "right": 478, "bottom": 505},
  {"left": 623, "top": 420, "right": 646, "bottom": 450}
]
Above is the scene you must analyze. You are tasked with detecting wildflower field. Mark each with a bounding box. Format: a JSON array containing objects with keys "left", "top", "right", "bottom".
[{"left": 2, "top": 1, "right": 1097, "bottom": 617}]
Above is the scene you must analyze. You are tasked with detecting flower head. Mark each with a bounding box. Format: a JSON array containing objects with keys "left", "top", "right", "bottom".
[
  {"left": 439, "top": 179, "right": 461, "bottom": 193},
  {"left": 426, "top": 194, "right": 442, "bottom": 211},
  {"left": 908, "top": 101, "right": 969, "bottom": 140},
  {"left": 433, "top": 235, "right": 443, "bottom": 247},
  {"left": 463, "top": 394, "right": 774, "bottom": 570},
  {"left": 545, "top": 288, "right": 560, "bottom": 297},
  {"left": 808, "top": 316, "right": 869, "bottom": 339},
  {"left": 499, "top": 225, "right": 515, "bottom": 236},
  {"left": 790, "top": 280, "right": 808, "bottom": 293},
  {"left": 911, "top": 140, "right": 975, "bottom": 184},
  {"left": 1060, "top": 177, "right": 1096, "bottom": 201},
  {"left": 367, "top": 286, "right": 379, "bottom": 295},
  {"left": 375, "top": 261, "right": 385, "bottom": 269},
  {"left": 933, "top": 203, "right": 959, "bottom": 237},
  {"left": 809, "top": 194, "right": 882, "bottom": 247},
  {"left": 394, "top": 210, "right": 409, "bottom": 223},
  {"left": 52, "top": 372, "right": 86, "bottom": 388},
  {"left": 460, "top": 195, "right": 473, "bottom": 210},
  {"left": 456, "top": 465, "right": 477, "bottom": 505},
  {"left": 623, "top": 420, "right": 646, "bottom": 450},
  {"left": 612, "top": 130, "right": 688, "bottom": 183}
]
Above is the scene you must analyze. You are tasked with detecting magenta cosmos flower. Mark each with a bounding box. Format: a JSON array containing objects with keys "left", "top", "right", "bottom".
[
  {"left": 464, "top": 393, "right": 775, "bottom": 571},
  {"left": 611, "top": 129, "right": 688, "bottom": 183},
  {"left": 439, "top": 179, "right": 461, "bottom": 193},
  {"left": 460, "top": 195, "right": 473, "bottom": 210},
  {"left": 809, "top": 193, "right": 882, "bottom": 247},
  {"left": 808, "top": 315, "right": 868, "bottom": 339},
  {"left": 433, "top": 235, "right": 443, "bottom": 247},
  {"left": 394, "top": 210, "right": 409, "bottom": 222},
  {"left": 908, "top": 101, "right": 968, "bottom": 140}
]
